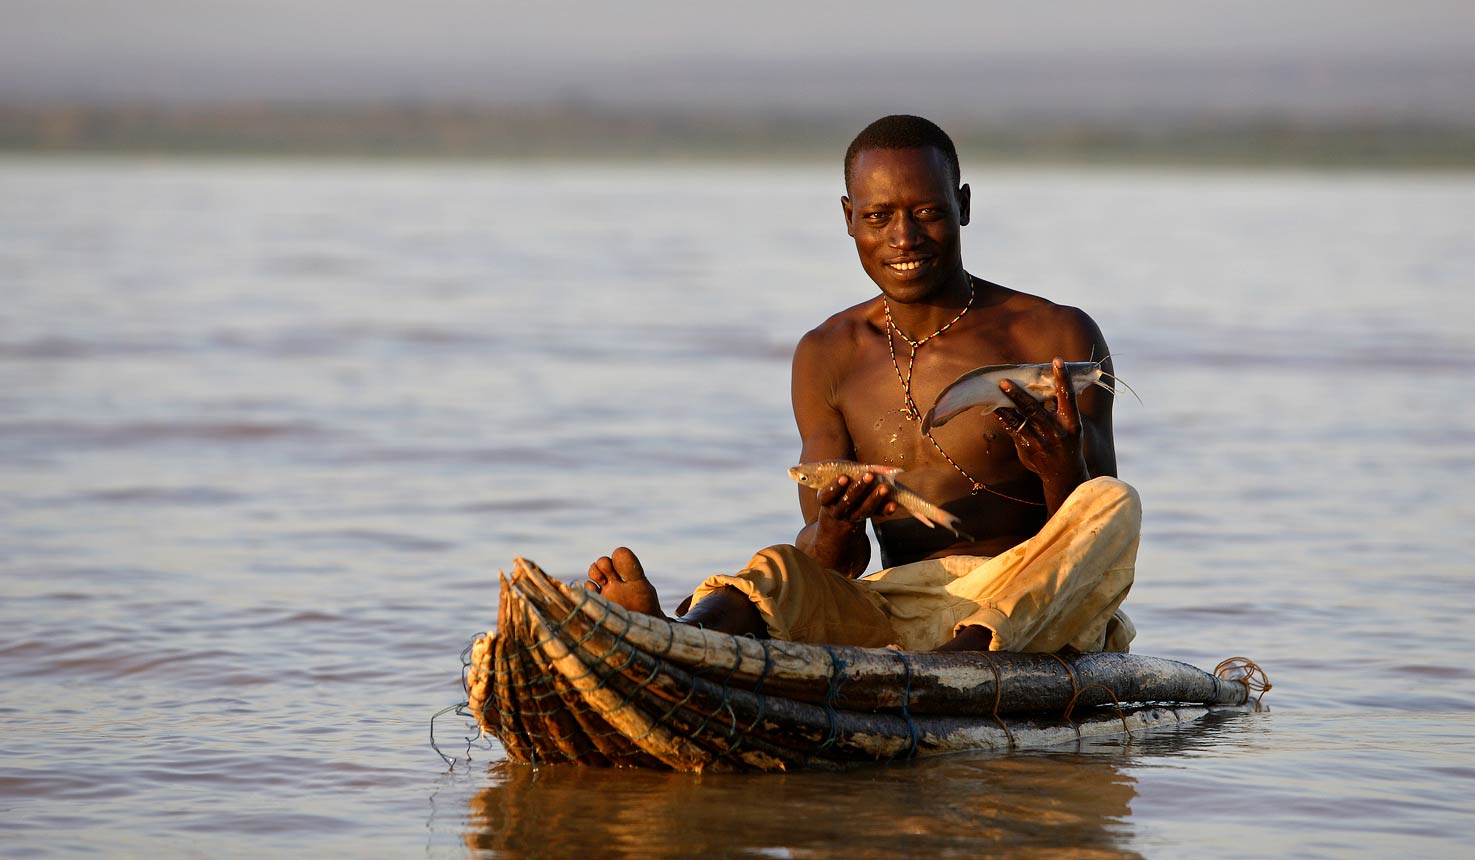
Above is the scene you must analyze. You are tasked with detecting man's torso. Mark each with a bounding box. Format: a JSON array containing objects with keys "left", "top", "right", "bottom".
[{"left": 810, "top": 281, "right": 1111, "bottom": 564}]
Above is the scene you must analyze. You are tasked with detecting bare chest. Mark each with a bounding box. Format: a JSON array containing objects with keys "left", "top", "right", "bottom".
[{"left": 836, "top": 333, "right": 1027, "bottom": 486}]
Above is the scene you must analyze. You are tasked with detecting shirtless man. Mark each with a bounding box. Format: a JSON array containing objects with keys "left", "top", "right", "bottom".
[{"left": 588, "top": 115, "right": 1137, "bottom": 654}]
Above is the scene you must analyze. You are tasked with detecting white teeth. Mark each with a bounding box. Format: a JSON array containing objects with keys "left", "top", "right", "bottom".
[{"left": 889, "top": 260, "right": 924, "bottom": 271}]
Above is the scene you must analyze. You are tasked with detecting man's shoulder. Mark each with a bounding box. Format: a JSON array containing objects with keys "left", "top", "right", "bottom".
[
  {"left": 791, "top": 299, "right": 879, "bottom": 415},
  {"left": 999, "top": 289, "right": 1100, "bottom": 336},
  {"left": 795, "top": 297, "right": 878, "bottom": 355},
  {"left": 984, "top": 286, "right": 1107, "bottom": 357}
]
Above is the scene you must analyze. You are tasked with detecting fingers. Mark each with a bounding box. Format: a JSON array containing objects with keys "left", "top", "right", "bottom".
[
  {"left": 1051, "top": 357, "right": 1082, "bottom": 433},
  {"left": 994, "top": 406, "right": 1027, "bottom": 434},
  {"left": 995, "top": 378, "right": 1051, "bottom": 440},
  {"left": 814, "top": 475, "right": 848, "bottom": 507},
  {"left": 996, "top": 359, "right": 1080, "bottom": 439},
  {"left": 817, "top": 473, "right": 897, "bottom": 522}
]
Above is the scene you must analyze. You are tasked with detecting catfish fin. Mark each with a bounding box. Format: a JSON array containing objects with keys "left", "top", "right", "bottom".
[
  {"left": 945, "top": 362, "right": 1037, "bottom": 381},
  {"left": 931, "top": 509, "right": 974, "bottom": 542},
  {"left": 908, "top": 509, "right": 939, "bottom": 529}
]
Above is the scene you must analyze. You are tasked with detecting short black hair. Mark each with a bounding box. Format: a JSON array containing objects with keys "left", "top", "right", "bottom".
[{"left": 844, "top": 115, "right": 961, "bottom": 192}]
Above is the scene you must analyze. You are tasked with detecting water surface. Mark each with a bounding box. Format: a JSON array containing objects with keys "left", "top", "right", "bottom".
[{"left": 2, "top": 158, "right": 1472, "bottom": 858}]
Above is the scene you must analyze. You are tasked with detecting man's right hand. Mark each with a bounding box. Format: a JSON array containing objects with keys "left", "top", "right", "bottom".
[
  {"left": 799, "top": 471, "right": 899, "bottom": 577},
  {"left": 815, "top": 471, "right": 898, "bottom": 528}
]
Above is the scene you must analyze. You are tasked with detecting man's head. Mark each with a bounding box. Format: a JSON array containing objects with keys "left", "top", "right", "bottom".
[
  {"left": 843, "top": 114, "right": 960, "bottom": 195},
  {"left": 841, "top": 115, "right": 970, "bottom": 304}
]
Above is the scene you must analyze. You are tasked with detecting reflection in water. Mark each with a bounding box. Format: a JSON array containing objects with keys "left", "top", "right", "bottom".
[
  {"left": 462, "top": 735, "right": 1169, "bottom": 860},
  {"left": 8, "top": 162, "right": 1475, "bottom": 858}
]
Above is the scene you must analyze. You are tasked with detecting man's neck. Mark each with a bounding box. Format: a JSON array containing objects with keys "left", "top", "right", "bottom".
[{"left": 882, "top": 270, "right": 975, "bottom": 339}]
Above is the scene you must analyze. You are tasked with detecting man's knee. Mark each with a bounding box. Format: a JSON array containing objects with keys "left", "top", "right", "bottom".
[
  {"left": 750, "top": 543, "right": 811, "bottom": 572},
  {"left": 1077, "top": 477, "right": 1141, "bottom": 527}
]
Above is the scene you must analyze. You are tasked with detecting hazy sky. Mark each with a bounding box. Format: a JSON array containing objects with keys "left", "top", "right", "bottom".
[{"left": 3, "top": 0, "right": 1472, "bottom": 106}]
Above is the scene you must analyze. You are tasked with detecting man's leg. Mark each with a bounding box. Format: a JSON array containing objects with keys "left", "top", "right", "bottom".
[
  {"left": 680, "top": 586, "right": 768, "bottom": 638},
  {"left": 685, "top": 545, "right": 897, "bottom": 647},
  {"left": 944, "top": 476, "right": 1140, "bottom": 653},
  {"left": 934, "top": 625, "right": 992, "bottom": 651},
  {"left": 590, "top": 544, "right": 896, "bottom": 647}
]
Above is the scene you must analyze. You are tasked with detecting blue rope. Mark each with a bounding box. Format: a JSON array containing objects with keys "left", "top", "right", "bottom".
[
  {"left": 816, "top": 645, "right": 847, "bottom": 752},
  {"left": 725, "top": 638, "right": 774, "bottom": 760},
  {"left": 687, "top": 637, "right": 743, "bottom": 741},
  {"left": 891, "top": 650, "right": 919, "bottom": 761}
]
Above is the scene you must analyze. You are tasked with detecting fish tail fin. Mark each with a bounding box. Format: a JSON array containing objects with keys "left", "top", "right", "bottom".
[
  {"left": 920, "top": 508, "right": 974, "bottom": 541},
  {"left": 889, "top": 479, "right": 939, "bottom": 529},
  {"left": 921, "top": 405, "right": 963, "bottom": 432},
  {"left": 934, "top": 509, "right": 973, "bottom": 541}
]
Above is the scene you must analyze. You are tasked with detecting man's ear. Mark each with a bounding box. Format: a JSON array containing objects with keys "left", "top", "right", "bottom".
[
  {"left": 841, "top": 196, "right": 856, "bottom": 237},
  {"left": 958, "top": 183, "right": 971, "bottom": 227}
]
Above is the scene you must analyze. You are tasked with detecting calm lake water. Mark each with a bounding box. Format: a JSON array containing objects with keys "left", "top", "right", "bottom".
[{"left": 2, "top": 157, "right": 1473, "bottom": 858}]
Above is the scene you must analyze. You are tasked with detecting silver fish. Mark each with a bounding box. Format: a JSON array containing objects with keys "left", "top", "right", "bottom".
[
  {"left": 788, "top": 459, "right": 973, "bottom": 540},
  {"left": 922, "top": 360, "right": 1135, "bottom": 433}
]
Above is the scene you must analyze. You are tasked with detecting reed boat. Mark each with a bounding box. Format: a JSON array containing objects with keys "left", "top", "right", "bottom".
[{"left": 460, "top": 558, "right": 1268, "bottom": 773}]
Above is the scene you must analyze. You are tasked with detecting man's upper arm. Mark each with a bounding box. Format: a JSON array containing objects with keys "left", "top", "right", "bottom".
[{"left": 791, "top": 327, "right": 855, "bottom": 524}]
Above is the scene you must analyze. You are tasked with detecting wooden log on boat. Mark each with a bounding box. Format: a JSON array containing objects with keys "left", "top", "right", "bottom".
[{"left": 463, "top": 558, "right": 1268, "bottom": 772}]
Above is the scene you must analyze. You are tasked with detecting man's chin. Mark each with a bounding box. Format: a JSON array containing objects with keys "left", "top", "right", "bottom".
[
  {"left": 874, "top": 274, "right": 943, "bottom": 303},
  {"left": 867, "top": 261, "right": 958, "bottom": 301}
]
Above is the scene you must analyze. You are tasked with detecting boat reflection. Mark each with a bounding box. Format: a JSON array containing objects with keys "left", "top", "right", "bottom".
[{"left": 460, "top": 731, "right": 1212, "bottom": 860}]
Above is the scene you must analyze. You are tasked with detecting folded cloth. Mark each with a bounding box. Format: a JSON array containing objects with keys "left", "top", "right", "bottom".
[{"left": 684, "top": 476, "right": 1139, "bottom": 652}]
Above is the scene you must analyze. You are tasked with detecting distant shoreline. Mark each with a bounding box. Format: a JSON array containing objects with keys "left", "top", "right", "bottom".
[{"left": 3, "top": 104, "right": 1473, "bottom": 168}]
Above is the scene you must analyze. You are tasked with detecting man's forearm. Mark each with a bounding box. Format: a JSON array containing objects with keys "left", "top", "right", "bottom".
[
  {"left": 1041, "top": 463, "right": 1091, "bottom": 517},
  {"left": 796, "top": 519, "right": 870, "bottom": 578},
  {"left": 1040, "top": 423, "right": 1112, "bottom": 515}
]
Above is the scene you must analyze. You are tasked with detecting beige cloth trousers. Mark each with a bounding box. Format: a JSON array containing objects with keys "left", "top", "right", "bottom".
[{"left": 685, "top": 476, "right": 1140, "bottom": 653}]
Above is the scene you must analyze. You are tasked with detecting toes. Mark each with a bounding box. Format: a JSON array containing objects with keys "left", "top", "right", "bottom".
[
  {"left": 610, "top": 547, "right": 645, "bottom": 582},
  {"left": 588, "top": 558, "right": 612, "bottom": 587}
]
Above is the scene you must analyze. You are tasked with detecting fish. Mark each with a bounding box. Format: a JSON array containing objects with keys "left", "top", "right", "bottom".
[
  {"left": 921, "top": 359, "right": 1137, "bottom": 433},
  {"left": 788, "top": 460, "right": 974, "bottom": 540}
]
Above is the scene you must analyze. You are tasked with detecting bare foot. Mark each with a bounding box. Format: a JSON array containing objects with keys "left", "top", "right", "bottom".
[
  {"left": 585, "top": 547, "right": 666, "bottom": 619},
  {"left": 933, "top": 624, "right": 993, "bottom": 652}
]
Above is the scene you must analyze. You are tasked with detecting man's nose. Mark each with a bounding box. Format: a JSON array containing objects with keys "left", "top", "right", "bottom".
[{"left": 888, "top": 214, "right": 921, "bottom": 248}]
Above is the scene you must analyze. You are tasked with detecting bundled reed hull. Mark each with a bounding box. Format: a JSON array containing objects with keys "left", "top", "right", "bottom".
[{"left": 463, "top": 558, "right": 1265, "bottom": 772}]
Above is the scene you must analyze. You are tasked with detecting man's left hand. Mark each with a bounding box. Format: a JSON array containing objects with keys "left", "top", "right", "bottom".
[{"left": 994, "top": 357, "right": 1090, "bottom": 505}]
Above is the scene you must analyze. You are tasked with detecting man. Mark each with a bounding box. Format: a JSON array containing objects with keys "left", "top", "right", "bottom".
[{"left": 588, "top": 115, "right": 1138, "bottom": 654}]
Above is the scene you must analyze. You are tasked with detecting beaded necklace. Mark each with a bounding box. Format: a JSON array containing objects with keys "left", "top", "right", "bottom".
[{"left": 882, "top": 275, "right": 1044, "bottom": 506}]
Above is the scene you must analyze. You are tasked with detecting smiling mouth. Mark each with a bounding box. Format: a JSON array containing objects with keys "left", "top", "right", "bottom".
[{"left": 887, "top": 257, "right": 931, "bottom": 273}]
